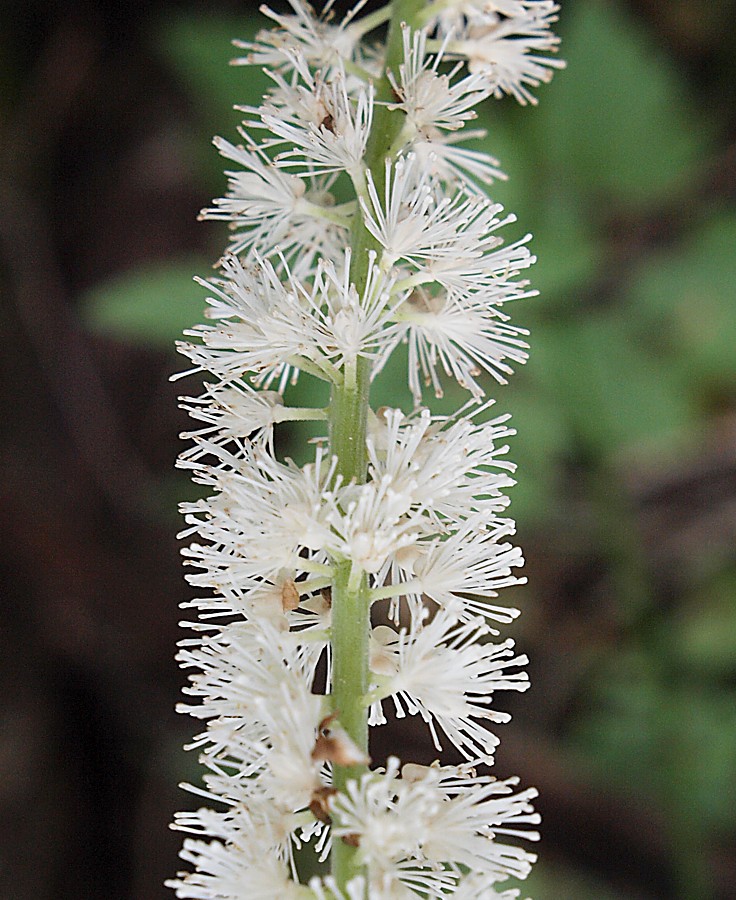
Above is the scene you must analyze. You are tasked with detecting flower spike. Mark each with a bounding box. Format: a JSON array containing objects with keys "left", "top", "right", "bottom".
[{"left": 171, "top": 1, "right": 564, "bottom": 896}]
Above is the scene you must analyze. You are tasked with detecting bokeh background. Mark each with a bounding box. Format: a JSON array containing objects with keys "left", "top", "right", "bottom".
[{"left": 2, "top": 0, "right": 735, "bottom": 897}]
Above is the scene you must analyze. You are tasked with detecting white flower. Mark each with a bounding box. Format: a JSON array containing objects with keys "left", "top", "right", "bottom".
[
  {"left": 435, "top": 1, "right": 566, "bottom": 105},
  {"left": 179, "top": 382, "right": 285, "bottom": 455},
  {"left": 307, "top": 250, "right": 403, "bottom": 366},
  {"left": 429, "top": 0, "right": 545, "bottom": 34},
  {"left": 176, "top": 620, "right": 320, "bottom": 724},
  {"left": 260, "top": 67, "right": 374, "bottom": 178},
  {"left": 178, "top": 254, "right": 326, "bottom": 389},
  {"left": 360, "top": 407, "right": 526, "bottom": 628},
  {"left": 329, "top": 472, "right": 427, "bottom": 574},
  {"left": 367, "top": 609, "right": 529, "bottom": 761},
  {"left": 232, "top": 0, "right": 365, "bottom": 75},
  {"left": 380, "top": 25, "right": 507, "bottom": 187},
  {"left": 452, "top": 873, "right": 525, "bottom": 900},
  {"left": 179, "top": 444, "right": 338, "bottom": 583},
  {"left": 367, "top": 405, "right": 518, "bottom": 524},
  {"left": 331, "top": 759, "right": 459, "bottom": 897},
  {"left": 179, "top": 252, "right": 399, "bottom": 390},
  {"left": 418, "top": 768, "right": 541, "bottom": 881},
  {"left": 329, "top": 405, "right": 521, "bottom": 577},
  {"left": 362, "top": 156, "right": 504, "bottom": 270},
  {"left": 411, "top": 129, "right": 506, "bottom": 191},
  {"left": 331, "top": 759, "right": 540, "bottom": 895},
  {"left": 308, "top": 875, "right": 367, "bottom": 900},
  {"left": 173, "top": 0, "right": 563, "bottom": 894},
  {"left": 411, "top": 518, "right": 526, "bottom": 624},
  {"left": 389, "top": 26, "right": 494, "bottom": 135},
  {"left": 361, "top": 154, "right": 530, "bottom": 280},
  {"left": 167, "top": 835, "right": 310, "bottom": 899},
  {"left": 374, "top": 288, "right": 528, "bottom": 401},
  {"left": 200, "top": 135, "right": 350, "bottom": 265},
  {"left": 169, "top": 831, "right": 366, "bottom": 899},
  {"left": 357, "top": 154, "right": 535, "bottom": 398},
  {"left": 174, "top": 620, "right": 336, "bottom": 868}
]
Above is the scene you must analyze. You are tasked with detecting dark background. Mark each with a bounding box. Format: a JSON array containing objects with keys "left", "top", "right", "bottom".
[{"left": 1, "top": 1, "right": 735, "bottom": 897}]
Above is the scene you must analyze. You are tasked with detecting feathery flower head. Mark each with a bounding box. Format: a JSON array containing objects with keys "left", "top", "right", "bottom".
[{"left": 171, "top": 0, "right": 564, "bottom": 896}]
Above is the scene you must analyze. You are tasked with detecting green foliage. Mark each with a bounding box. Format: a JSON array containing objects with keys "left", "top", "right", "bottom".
[
  {"left": 572, "top": 594, "right": 736, "bottom": 834},
  {"left": 628, "top": 213, "right": 736, "bottom": 388},
  {"left": 525, "top": 858, "right": 631, "bottom": 900},
  {"left": 539, "top": 315, "right": 696, "bottom": 455},
  {"left": 672, "top": 571, "right": 736, "bottom": 678},
  {"left": 81, "top": 259, "right": 211, "bottom": 347},
  {"left": 538, "top": 0, "right": 712, "bottom": 211}
]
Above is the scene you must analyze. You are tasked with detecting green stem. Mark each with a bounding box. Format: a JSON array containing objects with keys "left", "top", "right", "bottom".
[
  {"left": 327, "top": 1, "right": 425, "bottom": 892},
  {"left": 348, "top": 2, "right": 392, "bottom": 39},
  {"left": 328, "top": 557, "right": 371, "bottom": 884},
  {"left": 272, "top": 406, "right": 327, "bottom": 424}
]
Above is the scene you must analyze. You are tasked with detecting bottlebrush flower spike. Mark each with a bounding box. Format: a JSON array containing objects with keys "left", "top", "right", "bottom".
[{"left": 169, "top": 1, "right": 563, "bottom": 897}]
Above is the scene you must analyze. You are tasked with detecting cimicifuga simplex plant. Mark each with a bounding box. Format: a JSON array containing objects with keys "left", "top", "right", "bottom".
[{"left": 168, "top": 1, "right": 564, "bottom": 897}]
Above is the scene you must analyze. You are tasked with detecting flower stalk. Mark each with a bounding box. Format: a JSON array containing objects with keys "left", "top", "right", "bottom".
[
  {"left": 169, "top": 2, "right": 564, "bottom": 898},
  {"left": 329, "top": 362, "right": 371, "bottom": 886},
  {"left": 329, "top": 1, "right": 427, "bottom": 886}
]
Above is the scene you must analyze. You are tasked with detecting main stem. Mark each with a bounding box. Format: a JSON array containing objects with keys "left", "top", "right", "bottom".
[{"left": 328, "top": 0, "right": 425, "bottom": 891}]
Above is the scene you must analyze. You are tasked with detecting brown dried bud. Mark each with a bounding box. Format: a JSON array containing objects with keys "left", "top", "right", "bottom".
[
  {"left": 281, "top": 579, "right": 300, "bottom": 612},
  {"left": 309, "top": 785, "right": 337, "bottom": 824},
  {"left": 311, "top": 714, "right": 371, "bottom": 766},
  {"left": 341, "top": 832, "right": 361, "bottom": 847}
]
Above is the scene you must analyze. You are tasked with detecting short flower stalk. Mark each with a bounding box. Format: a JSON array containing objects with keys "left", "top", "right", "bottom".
[{"left": 169, "top": 1, "right": 563, "bottom": 897}]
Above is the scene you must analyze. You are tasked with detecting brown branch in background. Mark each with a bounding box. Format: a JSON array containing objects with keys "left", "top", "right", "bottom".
[{"left": 0, "top": 17, "right": 159, "bottom": 521}]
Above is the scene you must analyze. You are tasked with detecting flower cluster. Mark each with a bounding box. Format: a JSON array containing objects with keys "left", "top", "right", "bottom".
[{"left": 169, "top": 1, "right": 562, "bottom": 897}]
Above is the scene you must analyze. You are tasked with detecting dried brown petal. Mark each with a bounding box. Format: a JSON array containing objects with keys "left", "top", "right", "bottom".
[
  {"left": 311, "top": 714, "right": 371, "bottom": 766},
  {"left": 309, "top": 785, "right": 337, "bottom": 824},
  {"left": 281, "top": 578, "right": 300, "bottom": 611}
]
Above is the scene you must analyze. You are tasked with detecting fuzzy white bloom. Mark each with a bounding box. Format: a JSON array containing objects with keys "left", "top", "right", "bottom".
[
  {"left": 172, "top": 2, "right": 563, "bottom": 897},
  {"left": 330, "top": 759, "right": 539, "bottom": 896},
  {"left": 430, "top": 1, "right": 565, "bottom": 105},
  {"left": 372, "top": 286, "right": 530, "bottom": 401},
  {"left": 200, "top": 135, "right": 349, "bottom": 267},
  {"left": 367, "top": 610, "right": 529, "bottom": 761},
  {"left": 178, "top": 382, "right": 286, "bottom": 456},
  {"left": 361, "top": 155, "right": 518, "bottom": 272},
  {"left": 411, "top": 518, "right": 526, "bottom": 623},
  {"left": 178, "top": 250, "right": 398, "bottom": 389},
  {"left": 179, "top": 445, "right": 340, "bottom": 585},
  {"left": 389, "top": 27, "right": 494, "bottom": 135},
  {"left": 358, "top": 154, "right": 535, "bottom": 398},
  {"left": 167, "top": 835, "right": 310, "bottom": 899},
  {"left": 260, "top": 66, "right": 375, "bottom": 178},
  {"left": 388, "top": 28, "right": 508, "bottom": 190},
  {"left": 232, "top": 0, "right": 370, "bottom": 76}
]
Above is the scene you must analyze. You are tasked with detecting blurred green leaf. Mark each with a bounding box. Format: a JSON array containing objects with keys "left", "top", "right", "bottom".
[
  {"left": 153, "top": 13, "right": 270, "bottom": 135},
  {"left": 82, "top": 259, "right": 210, "bottom": 347},
  {"left": 540, "top": 0, "right": 712, "bottom": 210},
  {"left": 472, "top": 115, "right": 604, "bottom": 305},
  {"left": 671, "top": 570, "right": 736, "bottom": 678},
  {"left": 628, "top": 213, "right": 736, "bottom": 390},
  {"left": 501, "top": 367, "right": 570, "bottom": 525},
  {"left": 534, "top": 315, "right": 696, "bottom": 457},
  {"left": 525, "top": 857, "right": 631, "bottom": 900},
  {"left": 526, "top": 188, "right": 605, "bottom": 300}
]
